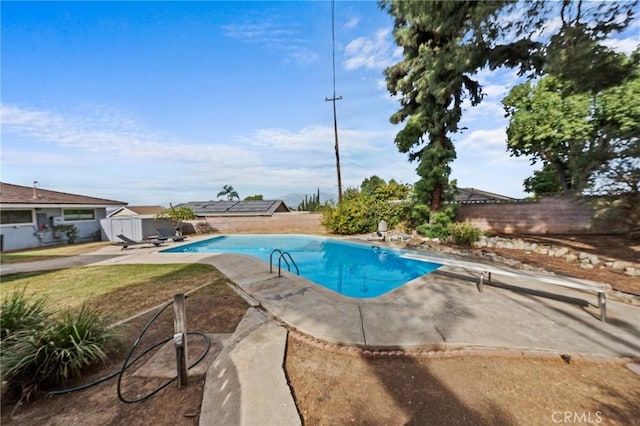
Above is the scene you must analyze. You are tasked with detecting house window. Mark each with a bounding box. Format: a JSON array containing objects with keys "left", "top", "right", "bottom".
[
  {"left": 1, "top": 210, "right": 33, "bottom": 225},
  {"left": 63, "top": 209, "right": 95, "bottom": 221}
]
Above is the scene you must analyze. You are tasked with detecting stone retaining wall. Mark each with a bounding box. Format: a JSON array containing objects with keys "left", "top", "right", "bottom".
[
  {"left": 474, "top": 236, "right": 639, "bottom": 277},
  {"left": 185, "top": 212, "right": 325, "bottom": 234},
  {"left": 456, "top": 197, "right": 602, "bottom": 234}
]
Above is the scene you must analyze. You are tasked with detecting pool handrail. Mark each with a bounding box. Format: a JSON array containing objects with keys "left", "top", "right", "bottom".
[
  {"left": 269, "top": 249, "right": 283, "bottom": 273},
  {"left": 269, "top": 249, "right": 300, "bottom": 276},
  {"left": 278, "top": 252, "right": 299, "bottom": 277}
]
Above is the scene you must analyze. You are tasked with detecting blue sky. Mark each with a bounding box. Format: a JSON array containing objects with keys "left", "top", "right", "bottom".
[{"left": 2, "top": 1, "right": 638, "bottom": 206}]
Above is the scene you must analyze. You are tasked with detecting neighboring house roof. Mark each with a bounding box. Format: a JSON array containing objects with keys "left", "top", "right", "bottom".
[
  {"left": 0, "top": 182, "right": 127, "bottom": 207},
  {"left": 454, "top": 187, "right": 518, "bottom": 203},
  {"left": 175, "top": 200, "right": 290, "bottom": 217},
  {"left": 108, "top": 206, "right": 165, "bottom": 217}
]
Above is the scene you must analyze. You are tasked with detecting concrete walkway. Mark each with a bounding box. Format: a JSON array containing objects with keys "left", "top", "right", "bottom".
[{"left": 3, "top": 239, "right": 639, "bottom": 426}]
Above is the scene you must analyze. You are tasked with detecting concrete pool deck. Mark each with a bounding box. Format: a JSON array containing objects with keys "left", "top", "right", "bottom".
[
  {"left": 47, "top": 239, "right": 637, "bottom": 358},
  {"left": 3, "top": 238, "right": 639, "bottom": 426}
]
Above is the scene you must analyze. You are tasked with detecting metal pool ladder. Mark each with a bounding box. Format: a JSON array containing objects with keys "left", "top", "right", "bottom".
[{"left": 269, "top": 249, "right": 300, "bottom": 277}]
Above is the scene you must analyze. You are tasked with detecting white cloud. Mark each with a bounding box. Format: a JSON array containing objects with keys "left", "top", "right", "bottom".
[
  {"left": 343, "top": 16, "right": 360, "bottom": 30},
  {"left": 221, "top": 22, "right": 294, "bottom": 41},
  {"left": 1, "top": 103, "right": 418, "bottom": 203},
  {"left": 0, "top": 104, "right": 260, "bottom": 166},
  {"left": 602, "top": 36, "right": 639, "bottom": 55},
  {"left": 221, "top": 22, "right": 317, "bottom": 66},
  {"left": 239, "top": 126, "right": 394, "bottom": 155},
  {"left": 344, "top": 28, "right": 399, "bottom": 71},
  {"left": 455, "top": 128, "right": 507, "bottom": 150}
]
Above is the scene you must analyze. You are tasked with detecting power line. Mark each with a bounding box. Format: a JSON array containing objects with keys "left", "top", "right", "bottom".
[{"left": 325, "top": 0, "right": 343, "bottom": 203}]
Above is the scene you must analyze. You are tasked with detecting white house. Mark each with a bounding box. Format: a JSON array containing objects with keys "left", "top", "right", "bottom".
[{"left": 0, "top": 182, "right": 127, "bottom": 251}]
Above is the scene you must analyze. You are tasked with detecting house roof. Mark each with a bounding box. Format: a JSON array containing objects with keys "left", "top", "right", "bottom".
[
  {"left": 454, "top": 187, "right": 518, "bottom": 203},
  {"left": 108, "top": 206, "right": 165, "bottom": 217},
  {"left": 175, "top": 200, "right": 289, "bottom": 216},
  {"left": 0, "top": 182, "right": 127, "bottom": 207}
]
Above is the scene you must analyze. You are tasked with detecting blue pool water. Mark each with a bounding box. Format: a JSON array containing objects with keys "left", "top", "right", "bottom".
[{"left": 162, "top": 235, "right": 441, "bottom": 298}]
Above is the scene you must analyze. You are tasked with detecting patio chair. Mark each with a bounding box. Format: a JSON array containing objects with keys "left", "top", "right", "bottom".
[
  {"left": 116, "top": 234, "right": 165, "bottom": 250},
  {"left": 156, "top": 228, "right": 186, "bottom": 242}
]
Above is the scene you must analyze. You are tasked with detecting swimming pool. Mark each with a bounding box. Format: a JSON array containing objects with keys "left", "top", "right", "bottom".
[{"left": 162, "top": 235, "right": 441, "bottom": 298}]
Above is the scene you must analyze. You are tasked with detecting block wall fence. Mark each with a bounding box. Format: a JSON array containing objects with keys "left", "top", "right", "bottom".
[
  {"left": 456, "top": 197, "right": 605, "bottom": 234},
  {"left": 185, "top": 212, "right": 325, "bottom": 234},
  {"left": 183, "top": 197, "right": 610, "bottom": 236}
]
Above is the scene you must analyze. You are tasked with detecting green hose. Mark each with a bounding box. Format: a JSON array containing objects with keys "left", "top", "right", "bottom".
[{"left": 48, "top": 299, "right": 212, "bottom": 404}]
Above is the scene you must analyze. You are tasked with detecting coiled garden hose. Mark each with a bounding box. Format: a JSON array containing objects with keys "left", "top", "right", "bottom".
[{"left": 48, "top": 298, "right": 211, "bottom": 403}]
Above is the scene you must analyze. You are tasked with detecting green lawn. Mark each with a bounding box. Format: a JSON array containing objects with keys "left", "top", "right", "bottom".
[
  {"left": 0, "top": 241, "right": 110, "bottom": 264},
  {"left": 1, "top": 263, "right": 227, "bottom": 322}
]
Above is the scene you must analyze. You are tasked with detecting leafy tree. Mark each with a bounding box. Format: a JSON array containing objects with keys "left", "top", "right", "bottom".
[
  {"left": 360, "top": 176, "right": 386, "bottom": 197},
  {"left": 504, "top": 65, "right": 640, "bottom": 196},
  {"left": 523, "top": 163, "right": 564, "bottom": 197},
  {"left": 380, "top": 0, "right": 637, "bottom": 210},
  {"left": 156, "top": 205, "right": 197, "bottom": 236},
  {"left": 217, "top": 185, "right": 239, "bottom": 201},
  {"left": 244, "top": 194, "right": 263, "bottom": 201},
  {"left": 543, "top": 2, "right": 638, "bottom": 93},
  {"left": 503, "top": 75, "right": 592, "bottom": 194},
  {"left": 588, "top": 59, "right": 640, "bottom": 196}
]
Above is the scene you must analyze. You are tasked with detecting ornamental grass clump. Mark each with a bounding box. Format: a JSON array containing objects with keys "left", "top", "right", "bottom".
[
  {"left": 1, "top": 290, "right": 118, "bottom": 403},
  {"left": 1, "top": 288, "right": 49, "bottom": 340}
]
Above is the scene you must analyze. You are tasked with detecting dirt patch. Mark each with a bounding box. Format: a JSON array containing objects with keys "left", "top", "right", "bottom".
[{"left": 286, "top": 336, "right": 640, "bottom": 425}]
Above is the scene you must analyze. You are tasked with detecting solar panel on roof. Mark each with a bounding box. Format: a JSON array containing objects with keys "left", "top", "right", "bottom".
[
  {"left": 228, "top": 201, "right": 275, "bottom": 213},
  {"left": 203, "top": 204, "right": 232, "bottom": 212}
]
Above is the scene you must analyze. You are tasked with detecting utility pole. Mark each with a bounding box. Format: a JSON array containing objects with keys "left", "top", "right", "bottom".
[
  {"left": 325, "top": 94, "right": 342, "bottom": 203},
  {"left": 325, "top": 0, "right": 343, "bottom": 203}
]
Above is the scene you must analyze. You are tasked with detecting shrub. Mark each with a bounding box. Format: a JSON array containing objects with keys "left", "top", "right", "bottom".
[
  {"left": 416, "top": 210, "right": 453, "bottom": 239},
  {"left": 322, "top": 195, "right": 375, "bottom": 234},
  {"left": 1, "top": 288, "right": 49, "bottom": 340},
  {"left": 322, "top": 193, "right": 411, "bottom": 235},
  {"left": 1, "top": 300, "right": 118, "bottom": 402},
  {"left": 194, "top": 221, "right": 216, "bottom": 234},
  {"left": 448, "top": 222, "right": 483, "bottom": 246},
  {"left": 409, "top": 203, "right": 430, "bottom": 229},
  {"left": 53, "top": 224, "right": 79, "bottom": 244}
]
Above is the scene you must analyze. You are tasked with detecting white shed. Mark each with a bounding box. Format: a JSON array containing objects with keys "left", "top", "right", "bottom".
[{"left": 101, "top": 206, "right": 173, "bottom": 241}]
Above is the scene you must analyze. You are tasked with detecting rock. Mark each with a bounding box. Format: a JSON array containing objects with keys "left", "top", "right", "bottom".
[
  {"left": 554, "top": 247, "right": 569, "bottom": 257},
  {"left": 612, "top": 261, "right": 632, "bottom": 270},
  {"left": 564, "top": 254, "right": 578, "bottom": 263},
  {"left": 588, "top": 255, "right": 600, "bottom": 265},
  {"left": 578, "top": 252, "right": 590, "bottom": 260},
  {"left": 624, "top": 267, "right": 639, "bottom": 277},
  {"left": 504, "top": 258, "right": 520, "bottom": 267},
  {"left": 535, "top": 246, "right": 549, "bottom": 255},
  {"left": 513, "top": 239, "right": 526, "bottom": 250},
  {"left": 580, "top": 263, "right": 594, "bottom": 270},
  {"left": 502, "top": 241, "right": 515, "bottom": 249},
  {"left": 474, "top": 239, "right": 487, "bottom": 248}
]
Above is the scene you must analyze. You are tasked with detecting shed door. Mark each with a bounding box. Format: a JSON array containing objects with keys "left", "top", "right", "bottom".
[{"left": 110, "top": 218, "right": 142, "bottom": 240}]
